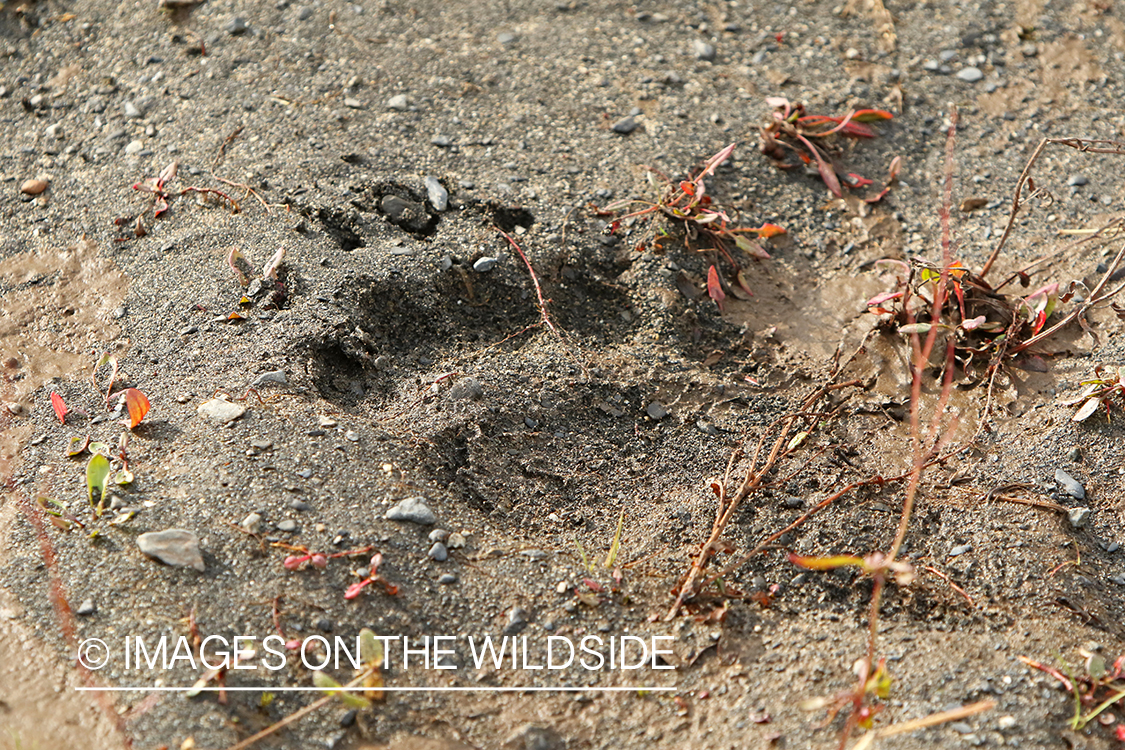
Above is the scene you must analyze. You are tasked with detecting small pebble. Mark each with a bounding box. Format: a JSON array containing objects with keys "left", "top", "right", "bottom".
[
  {"left": 124, "top": 140, "right": 144, "bottom": 156},
  {"left": 319, "top": 416, "right": 338, "bottom": 428},
  {"left": 497, "top": 32, "right": 516, "bottom": 44},
  {"left": 692, "top": 39, "right": 716, "bottom": 61},
  {"left": 385, "top": 497, "right": 437, "bottom": 525},
  {"left": 345, "top": 430, "right": 359, "bottom": 442},
  {"left": 949, "top": 544, "right": 972, "bottom": 557},
  {"left": 438, "top": 573, "right": 458, "bottom": 585},
  {"left": 197, "top": 397, "right": 246, "bottom": 424},
  {"left": 250, "top": 438, "right": 273, "bottom": 451},
  {"left": 524, "top": 416, "right": 539, "bottom": 429},
  {"left": 387, "top": 94, "right": 409, "bottom": 110},
  {"left": 956, "top": 67, "right": 983, "bottom": 83},
  {"left": 646, "top": 401, "right": 669, "bottom": 420},
  {"left": 428, "top": 542, "right": 449, "bottom": 562},
  {"left": 340, "top": 709, "right": 357, "bottom": 728},
  {"left": 429, "top": 528, "right": 450, "bottom": 543},
  {"left": 76, "top": 598, "right": 96, "bottom": 616},
  {"left": 997, "top": 716, "right": 1017, "bottom": 730},
  {"left": 241, "top": 512, "right": 262, "bottom": 533},
  {"left": 123, "top": 101, "right": 142, "bottom": 118},
  {"left": 424, "top": 175, "right": 449, "bottom": 211},
  {"left": 277, "top": 519, "right": 298, "bottom": 533},
  {"left": 611, "top": 116, "right": 637, "bottom": 134},
  {"left": 343, "top": 97, "right": 363, "bottom": 109},
  {"left": 473, "top": 256, "right": 499, "bottom": 272},
  {"left": 447, "top": 532, "right": 466, "bottom": 549},
  {"left": 1068, "top": 174, "right": 1089, "bottom": 187},
  {"left": 1068, "top": 507, "right": 1091, "bottom": 529},
  {"left": 136, "top": 529, "right": 205, "bottom": 572},
  {"left": 250, "top": 370, "right": 287, "bottom": 386},
  {"left": 784, "top": 496, "right": 804, "bottom": 509},
  {"left": 431, "top": 134, "right": 453, "bottom": 147},
  {"left": 20, "top": 178, "right": 49, "bottom": 195},
  {"left": 289, "top": 499, "right": 311, "bottom": 511},
  {"left": 226, "top": 17, "right": 249, "bottom": 35},
  {"left": 1055, "top": 468, "right": 1086, "bottom": 499},
  {"left": 317, "top": 618, "right": 333, "bottom": 632},
  {"left": 951, "top": 722, "right": 973, "bottom": 734}
]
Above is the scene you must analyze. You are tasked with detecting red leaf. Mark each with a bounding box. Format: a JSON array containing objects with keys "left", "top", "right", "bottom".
[
  {"left": 50, "top": 392, "right": 69, "bottom": 424},
  {"left": 680, "top": 180, "right": 695, "bottom": 196},
  {"left": 123, "top": 388, "right": 150, "bottom": 429},
  {"left": 751, "top": 223, "right": 787, "bottom": 238},
  {"left": 837, "top": 121, "right": 877, "bottom": 138},
  {"left": 706, "top": 265, "right": 726, "bottom": 312},
  {"left": 797, "top": 135, "right": 841, "bottom": 196},
  {"left": 344, "top": 580, "right": 369, "bottom": 600}
]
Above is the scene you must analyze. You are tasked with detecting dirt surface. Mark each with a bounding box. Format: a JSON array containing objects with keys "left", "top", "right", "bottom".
[{"left": 2, "top": 0, "right": 1125, "bottom": 748}]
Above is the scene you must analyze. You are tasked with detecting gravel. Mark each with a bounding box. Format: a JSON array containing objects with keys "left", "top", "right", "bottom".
[{"left": 385, "top": 497, "right": 437, "bottom": 525}]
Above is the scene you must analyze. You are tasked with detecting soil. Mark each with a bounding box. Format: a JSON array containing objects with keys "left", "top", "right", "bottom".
[{"left": 1, "top": 0, "right": 1124, "bottom": 749}]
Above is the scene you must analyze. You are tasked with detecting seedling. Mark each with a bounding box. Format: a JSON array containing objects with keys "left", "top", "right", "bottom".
[
  {"left": 344, "top": 553, "right": 399, "bottom": 599},
  {"left": 602, "top": 143, "right": 786, "bottom": 303},
  {"left": 132, "top": 159, "right": 238, "bottom": 219},
  {"left": 1065, "top": 365, "right": 1125, "bottom": 422},
  {"left": 273, "top": 542, "right": 373, "bottom": 572},
  {"left": 226, "top": 246, "right": 290, "bottom": 312},
  {"left": 1020, "top": 651, "right": 1125, "bottom": 733},
  {"left": 759, "top": 97, "right": 897, "bottom": 198}
]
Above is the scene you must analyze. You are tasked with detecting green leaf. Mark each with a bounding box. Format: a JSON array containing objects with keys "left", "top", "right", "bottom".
[
  {"left": 86, "top": 453, "right": 111, "bottom": 514},
  {"left": 313, "top": 670, "right": 371, "bottom": 709},
  {"left": 898, "top": 323, "right": 933, "bottom": 335},
  {"left": 359, "top": 629, "right": 383, "bottom": 669},
  {"left": 114, "top": 468, "right": 134, "bottom": 485},
  {"left": 88, "top": 442, "right": 112, "bottom": 456},
  {"left": 67, "top": 435, "right": 90, "bottom": 457},
  {"left": 603, "top": 510, "right": 625, "bottom": 569}
]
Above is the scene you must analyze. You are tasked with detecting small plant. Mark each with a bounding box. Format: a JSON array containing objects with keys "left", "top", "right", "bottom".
[
  {"left": 1066, "top": 365, "right": 1125, "bottom": 422},
  {"left": 758, "top": 96, "right": 898, "bottom": 199},
  {"left": 602, "top": 143, "right": 786, "bottom": 306},
  {"left": 273, "top": 542, "right": 373, "bottom": 573},
  {"left": 1020, "top": 650, "right": 1125, "bottom": 733},
  {"left": 344, "top": 553, "right": 399, "bottom": 600},
  {"left": 132, "top": 159, "right": 239, "bottom": 218}
]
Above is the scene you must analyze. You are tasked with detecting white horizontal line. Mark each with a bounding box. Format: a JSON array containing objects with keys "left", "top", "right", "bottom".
[{"left": 76, "top": 686, "right": 674, "bottom": 693}]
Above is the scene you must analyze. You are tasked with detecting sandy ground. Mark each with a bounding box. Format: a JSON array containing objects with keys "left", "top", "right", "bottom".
[{"left": 2, "top": 0, "right": 1125, "bottom": 748}]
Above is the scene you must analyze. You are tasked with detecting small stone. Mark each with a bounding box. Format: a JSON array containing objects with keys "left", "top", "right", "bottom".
[
  {"left": 289, "top": 499, "right": 311, "bottom": 511},
  {"left": 123, "top": 101, "right": 142, "bottom": 118},
  {"left": 692, "top": 39, "right": 716, "bottom": 61},
  {"left": 949, "top": 544, "right": 972, "bottom": 557},
  {"left": 180, "top": 325, "right": 199, "bottom": 335},
  {"left": 387, "top": 94, "right": 409, "bottom": 110},
  {"left": 226, "top": 17, "right": 249, "bottom": 35},
  {"left": 345, "top": 430, "right": 359, "bottom": 442},
  {"left": 241, "top": 512, "right": 262, "bottom": 533},
  {"left": 124, "top": 140, "right": 144, "bottom": 155},
  {"left": 497, "top": 32, "right": 516, "bottom": 44},
  {"left": 473, "top": 256, "right": 499, "bottom": 272},
  {"left": 438, "top": 573, "right": 458, "bottom": 585},
  {"left": 343, "top": 97, "right": 362, "bottom": 109},
  {"left": 520, "top": 549, "right": 548, "bottom": 561},
  {"left": 424, "top": 175, "right": 449, "bottom": 211},
  {"left": 784, "top": 496, "right": 804, "bottom": 509},
  {"left": 428, "top": 542, "right": 449, "bottom": 562},
  {"left": 997, "top": 716, "right": 1017, "bottom": 730},
  {"left": 503, "top": 725, "right": 563, "bottom": 750},
  {"left": 646, "top": 401, "right": 669, "bottom": 420},
  {"left": 385, "top": 497, "right": 437, "bottom": 525},
  {"left": 1068, "top": 447, "right": 1082, "bottom": 462},
  {"left": 611, "top": 116, "right": 637, "bottom": 134},
  {"left": 136, "top": 529, "right": 205, "bottom": 572},
  {"left": 1021, "top": 42, "right": 1038, "bottom": 57},
  {"left": 197, "top": 397, "right": 246, "bottom": 424},
  {"left": 340, "top": 709, "right": 357, "bottom": 727},
  {"left": 429, "top": 528, "right": 450, "bottom": 543},
  {"left": 504, "top": 607, "right": 529, "bottom": 635},
  {"left": 250, "top": 369, "right": 287, "bottom": 386},
  {"left": 951, "top": 722, "right": 973, "bottom": 734},
  {"left": 45, "top": 123, "right": 64, "bottom": 139},
  {"left": 380, "top": 194, "right": 431, "bottom": 232},
  {"left": 556, "top": 581, "right": 570, "bottom": 594},
  {"left": 956, "top": 67, "right": 984, "bottom": 83},
  {"left": 20, "top": 178, "right": 48, "bottom": 195},
  {"left": 277, "top": 519, "right": 298, "bottom": 533},
  {"left": 696, "top": 420, "right": 720, "bottom": 436},
  {"left": 430, "top": 134, "right": 453, "bottom": 147},
  {"left": 447, "top": 532, "right": 466, "bottom": 549},
  {"left": 1055, "top": 468, "right": 1086, "bottom": 499},
  {"left": 1067, "top": 174, "right": 1089, "bottom": 187},
  {"left": 319, "top": 416, "right": 338, "bottom": 428},
  {"left": 524, "top": 416, "right": 539, "bottom": 429},
  {"left": 250, "top": 439, "right": 272, "bottom": 451},
  {"left": 1068, "top": 507, "right": 1092, "bottom": 529},
  {"left": 449, "top": 378, "right": 483, "bottom": 400},
  {"left": 76, "top": 598, "right": 96, "bottom": 616}
]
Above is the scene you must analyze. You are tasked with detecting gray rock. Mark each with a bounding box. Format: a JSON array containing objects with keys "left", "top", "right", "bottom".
[
  {"left": 1068, "top": 507, "right": 1092, "bottom": 529},
  {"left": 343, "top": 97, "right": 363, "bottom": 109},
  {"left": 277, "top": 519, "right": 298, "bottom": 532},
  {"left": 137, "top": 529, "right": 205, "bottom": 572},
  {"left": 76, "top": 598, "right": 96, "bottom": 616},
  {"left": 473, "top": 256, "right": 499, "bottom": 272},
  {"left": 429, "top": 528, "right": 450, "bottom": 543},
  {"left": 949, "top": 544, "right": 972, "bottom": 556},
  {"left": 425, "top": 175, "right": 449, "bottom": 211},
  {"left": 385, "top": 496, "right": 437, "bottom": 525},
  {"left": 428, "top": 542, "right": 449, "bottom": 561},
  {"left": 504, "top": 607, "right": 529, "bottom": 635},
  {"left": 386, "top": 94, "right": 409, "bottom": 110},
  {"left": 241, "top": 512, "right": 262, "bottom": 533},
  {"left": 611, "top": 116, "right": 637, "bottom": 134},
  {"left": 1068, "top": 174, "right": 1089, "bottom": 187},
  {"left": 956, "top": 67, "right": 984, "bottom": 83},
  {"left": 497, "top": 32, "right": 516, "bottom": 44},
  {"left": 197, "top": 397, "right": 247, "bottom": 424},
  {"left": 227, "top": 17, "right": 248, "bottom": 35},
  {"left": 784, "top": 496, "right": 804, "bottom": 509},
  {"left": 645, "top": 401, "right": 669, "bottom": 420},
  {"left": 438, "top": 573, "right": 458, "bottom": 585},
  {"left": 124, "top": 139, "right": 144, "bottom": 155},
  {"left": 345, "top": 430, "right": 360, "bottom": 442},
  {"left": 1055, "top": 468, "right": 1086, "bottom": 499},
  {"left": 951, "top": 722, "right": 973, "bottom": 734},
  {"left": 123, "top": 101, "right": 142, "bottom": 118},
  {"left": 692, "top": 39, "right": 716, "bottom": 61},
  {"left": 502, "top": 724, "right": 564, "bottom": 750},
  {"left": 250, "top": 369, "right": 287, "bottom": 386},
  {"left": 250, "top": 438, "right": 273, "bottom": 451},
  {"left": 431, "top": 134, "right": 453, "bottom": 147},
  {"left": 449, "top": 378, "right": 483, "bottom": 400},
  {"left": 45, "top": 123, "right": 64, "bottom": 139},
  {"left": 380, "top": 194, "right": 430, "bottom": 232}
]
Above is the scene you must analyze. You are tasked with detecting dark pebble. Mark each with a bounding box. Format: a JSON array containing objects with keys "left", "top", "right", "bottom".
[
  {"left": 611, "top": 116, "right": 637, "bottom": 134},
  {"left": 340, "top": 709, "right": 357, "bottom": 727},
  {"left": 227, "top": 17, "right": 249, "bottom": 35},
  {"left": 439, "top": 573, "right": 458, "bottom": 585},
  {"left": 317, "top": 618, "right": 333, "bottom": 632}
]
